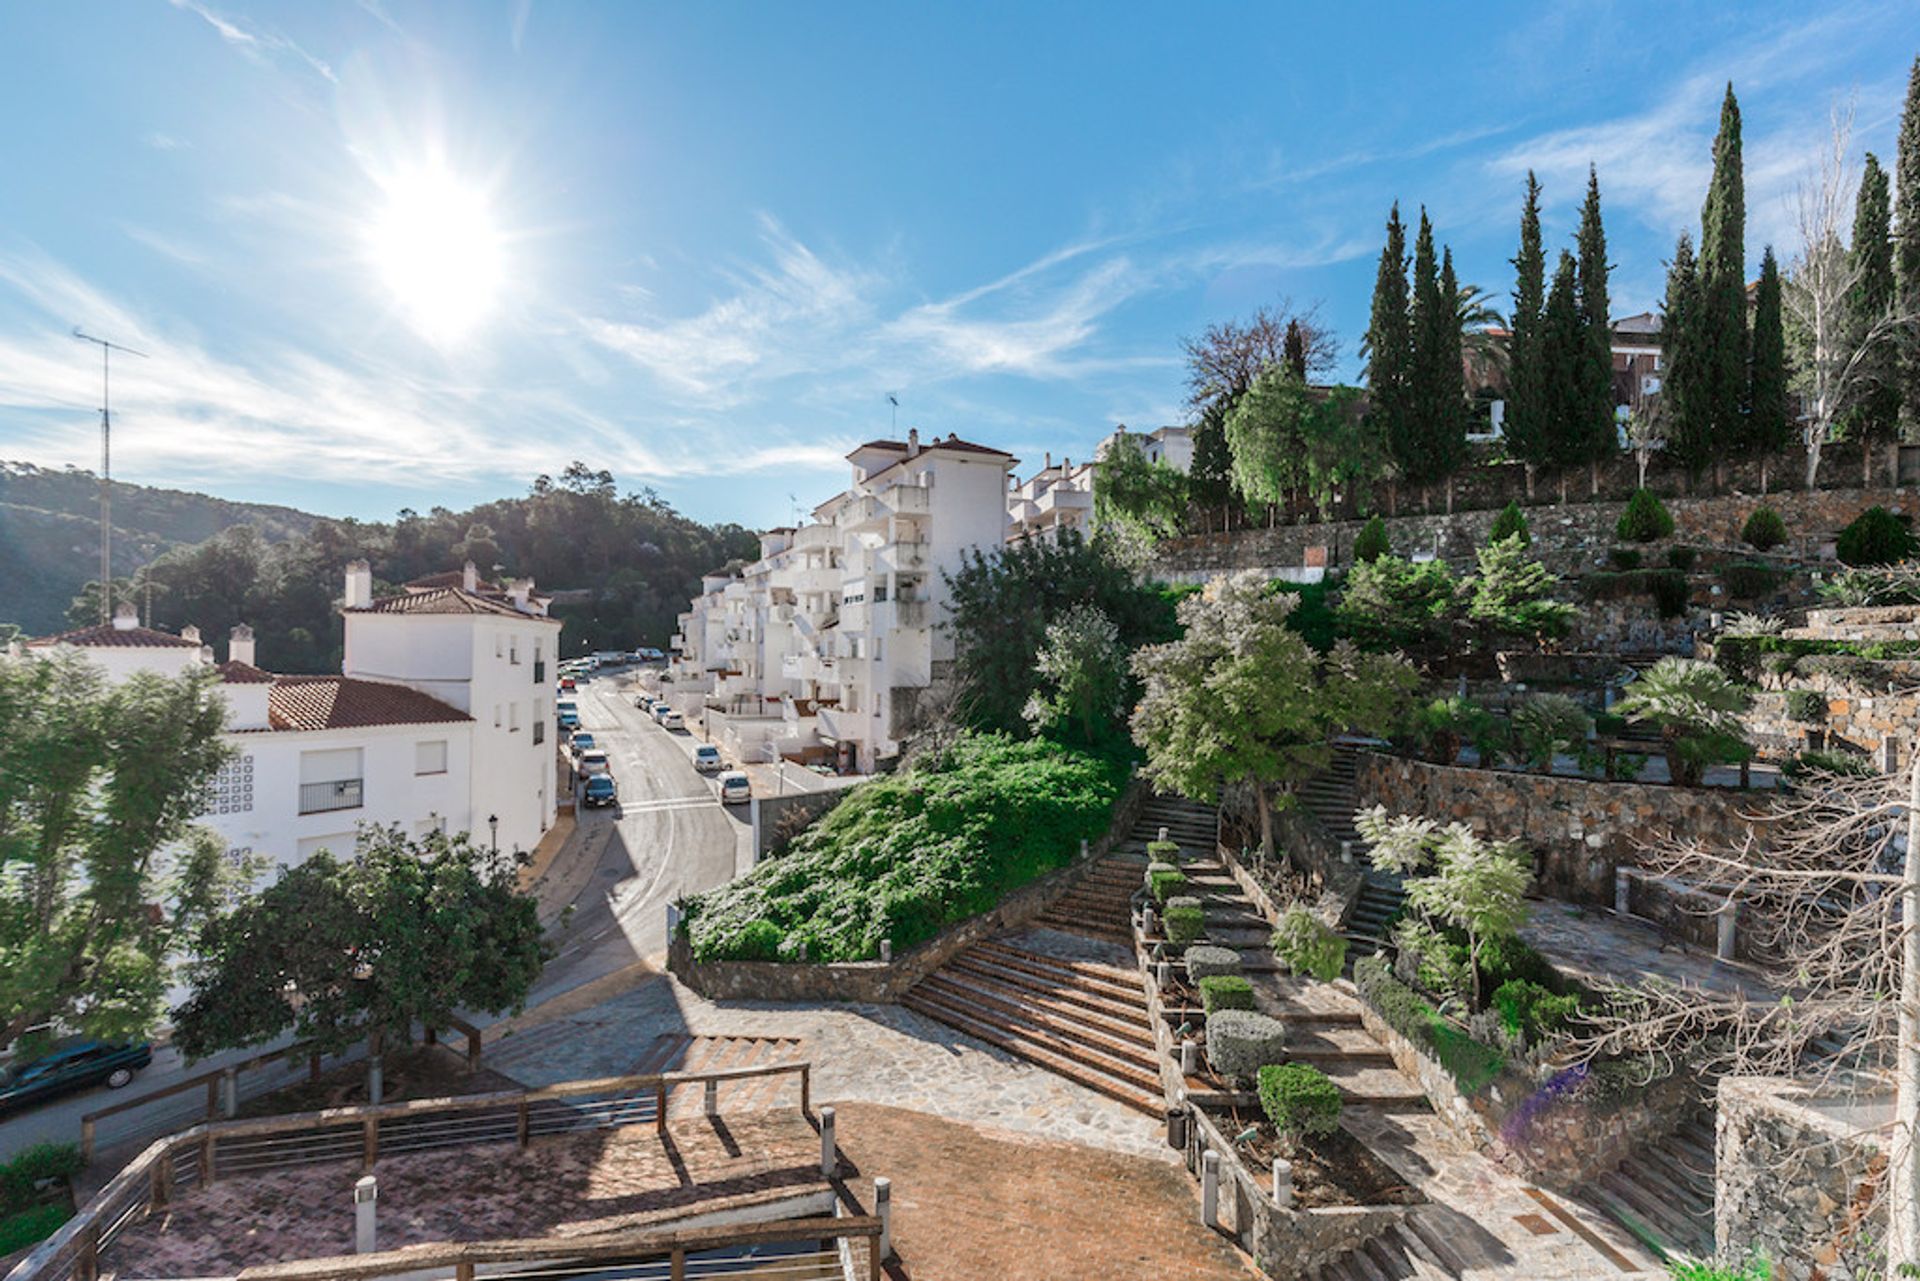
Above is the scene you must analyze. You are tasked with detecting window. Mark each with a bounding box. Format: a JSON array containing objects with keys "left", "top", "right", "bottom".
[
  {"left": 415, "top": 739, "right": 448, "bottom": 776},
  {"left": 415, "top": 815, "right": 447, "bottom": 837},
  {"left": 495, "top": 634, "right": 504, "bottom": 658},
  {"left": 494, "top": 704, "right": 502, "bottom": 727},
  {"left": 510, "top": 636, "right": 520, "bottom": 664},
  {"left": 873, "top": 636, "right": 883, "bottom": 661},
  {"left": 509, "top": 702, "right": 521, "bottom": 732},
  {"left": 298, "top": 748, "right": 363, "bottom": 815},
  {"left": 874, "top": 582, "right": 888, "bottom": 603},
  {"left": 533, "top": 720, "right": 546, "bottom": 745}
]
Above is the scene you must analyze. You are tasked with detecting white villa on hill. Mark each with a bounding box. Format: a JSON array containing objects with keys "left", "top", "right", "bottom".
[
  {"left": 1006, "top": 452, "right": 1094, "bottom": 544},
  {"left": 18, "top": 561, "right": 561, "bottom": 880}
]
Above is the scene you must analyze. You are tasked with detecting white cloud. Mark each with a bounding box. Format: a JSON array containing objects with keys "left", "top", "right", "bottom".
[
  {"left": 167, "top": 0, "right": 338, "bottom": 84},
  {"left": 146, "top": 132, "right": 191, "bottom": 151}
]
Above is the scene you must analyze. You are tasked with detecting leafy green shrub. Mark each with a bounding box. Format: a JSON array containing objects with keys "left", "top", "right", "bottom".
[
  {"left": 1648, "top": 568, "right": 1689, "bottom": 617},
  {"left": 1616, "top": 488, "right": 1675, "bottom": 542},
  {"left": 1783, "top": 748, "right": 1877, "bottom": 780},
  {"left": 1270, "top": 905, "right": 1347, "bottom": 980},
  {"left": 1390, "top": 918, "right": 1472, "bottom": 1003},
  {"left": 1199, "top": 974, "right": 1257, "bottom": 1015},
  {"left": 1741, "top": 507, "right": 1787, "bottom": 551},
  {"left": 1492, "top": 979, "right": 1580, "bottom": 1042},
  {"left": 1784, "top": 689, "right": 1826, "bottom": 722},
  {"left": 1145, "top": 838, "right": 1181, "bottom": 862},
  {"left": 1184, "top": 944, "right": 1242, "bottom": 981},
  {"left": 1837, "top": 506, "right": 1918, "bottom": 566},
  {"left": 1613, "top": 657, "right": 1753, "bottom": 787},
  {"left": 684, "top": 733, "right": 1129, "bottom": 962},
  {"left": 1666, "top": 545, "right": 1697, "bottom": 572},
  {"left": 1205, "top": 1009, "right": 1287, "bottom": 1081},
  {"left": 1150, "top": 867, "right": 1188, "bottom": 905},
  {"left": 1354, "top": 955, "right": 1505, "bottom": 1091},
  {"left": 1257, "top": 1063, "right": 1344, "bottom": 1142},
  {"left": 1607, "top": 547, "right": 1642, "bottom": 571},
  {"left": 1353, "top": 514, "right": 1391, "bottom": 564},
  {"left": 1488, "top": 501, "right": 1530, "bottom": 547},
  {"left": 725, "top": 919, "right": 786, "bottom": 961},
  {"left": 1164, "top": 904, "right": 1207, "bottom": 944},
  {"left": 1335, "top": 555, "right": 1458, "bottom": 651},
  {"left": 1511, "top": 693, "right": 1593, "bottom": 773},
  {"left": 1467, "top": 537, "right": 1577, "bottom": 641},
  {"left": 1719, "top": 561, "right": 1783, "bottom": 600},
  {"left": 1414, "top": 694, "right": 1504, "bottom": 766},
  {"left": 0, "top": 1204, "right": 68, "bottom": 1255},
  {"left": 0, "top": 1143, "right": 81, "bottom": 1212}
]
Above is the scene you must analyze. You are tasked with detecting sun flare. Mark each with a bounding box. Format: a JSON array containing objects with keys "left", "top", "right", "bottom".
[{"left": 366, "top": 163, "right": 504, "bottom": 343}]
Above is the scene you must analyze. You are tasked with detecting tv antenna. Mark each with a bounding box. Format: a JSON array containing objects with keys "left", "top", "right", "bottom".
[
  {"left": 886, "top": 392, "right": 899, "bottom": 435},
  {"left": 72, "top": 328, "right": 148, "bottom": 625}
]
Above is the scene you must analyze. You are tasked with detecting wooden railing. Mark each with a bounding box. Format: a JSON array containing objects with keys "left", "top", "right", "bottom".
[{"left": 17, "top": 1059, "right": 812, "bottom": 1281}]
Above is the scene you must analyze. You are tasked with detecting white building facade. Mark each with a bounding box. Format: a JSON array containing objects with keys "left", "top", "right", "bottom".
[{"left": 1007, "top": 453, "right": 1094, "bottom": 543}]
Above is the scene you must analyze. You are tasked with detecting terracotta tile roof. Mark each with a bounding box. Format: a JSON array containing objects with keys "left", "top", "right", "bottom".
[
  {"left": 852, "top": 435, "right": 1014, "bottom": 459},
  {"left": 27, "top": 624, "right": 201, "bottom": 649},
  {"left": 403, "top": 570, "right": 500, "bottom": 593},
  {"left": 261, "top": 676, "right": 471, "bottom": 732},
  {"left": 215, "top": 660, "right": 275, "bottom": 684},
  {"left": 347, "top": 585, "right": 556, "bottom": 621}
]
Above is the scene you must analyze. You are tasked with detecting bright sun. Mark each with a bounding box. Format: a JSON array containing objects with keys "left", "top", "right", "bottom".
[{"left": 367, "top": 163, "right": 504, "bottom": 343}]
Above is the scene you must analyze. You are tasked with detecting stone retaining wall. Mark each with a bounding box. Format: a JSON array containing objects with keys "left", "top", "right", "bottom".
[
  {"left": 1353, "top": 750, "right": 1764, "bottom": 906},
  {"left": 667, "top": 779, "right": 1149, "bottom": 1003},
  {"left": 1745, "top": 668, "right": 1920, "bottom": 763},
  {"left": 753, "top": 786, "right": 849, "bottom": 858},
  {"left": 1716, "top": 1076, "right": 1888, "bottom": 1279},
  {"left": 1794, "top": 604, "right": 1920, "bottom": 642}
]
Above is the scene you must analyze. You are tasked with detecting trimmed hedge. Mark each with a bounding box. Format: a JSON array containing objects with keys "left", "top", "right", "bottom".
[
  {"left": 1836, "top": 506, "right": 1918, "bottom": 566},
  {"left": 1150, "top": 868, "right": 1189, "bottom": 905},
  {"left": 1616, "top": 488, "right": 1675, "bottom": 542},
  {"left": 1354, "top": 955, "right": 1505, "bottom": 1092},
  {"left": 1145, "top": 838, "right": 1182, "bottom": 862},
  {"left": 1666, "top": 545, "right": 1698, "bottom": 572},
  {"left": 1257, "top": 1063, "right": 1343, "bottom": 1141},
  {"left": 1741, "top": 507, "right": 1787, "bottom": 551},
  {"left": 1184, "top": 944, "right": 1242, "bottom": 981},
  {"left": 1606, "top": 547, "right": 1642, "bottom": 571},
  {"left": 1164, "top": 904, "right": 1207, "bottom": 944},
  {"left": 1199, "top": 974, "right": 1256, "bottom": 1016},
  {"left": 1353, "top": 514, "right": 1391, "bottom": 563},
  {"left": 1206, "top": 1010, "right": 1288, "bottom": 1081},
  {"left": 1488, "top": 501, "right": 1531, "bottom": 547},
  {"left": 1719, "top": 561, "right": 1784, "bottom": 600}
]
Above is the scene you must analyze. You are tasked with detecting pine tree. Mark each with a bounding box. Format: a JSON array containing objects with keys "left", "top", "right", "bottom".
[
  {"left": 1283, "top": 319, "right": 1309, "bottom": 380},
  {"left": 1748, "top": 247, "right": 1791, "bottom": 478},
  {"left": 1189, "top": 400, "right": 1236, "bottom": 529},
  {"left": 1698, "top": 83, "right": 1749, "bottom": 469},
  {"left": 1662, "top": 234, "right": 1711, "bottom": 476},
  {"left": 1575, "top": 165, "right": 1616, "bottom": 480},
  {"left": 1505, "top": 172, "right": 1549, "bottom": 485},
  {"left": 1848, "top": 152, "right": 1899, "bottom": 479},
  {"left": 1364, "top": 204, "right": 1412, "bottom": 501},
  {"left": 1402, "top": 209, "right": 1454, "bottom": 489},
  {"left": 1434, "top": 247, "right": 1470, "bottom": 483},
  {"left": 1897, "top": 56, "right": 1920, "bottom": 439},
  {"left": 1539, "top": 251, "right": 1583, "bottom": 468}
]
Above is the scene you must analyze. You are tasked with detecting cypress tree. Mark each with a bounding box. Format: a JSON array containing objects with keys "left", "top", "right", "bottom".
[
  {"left": 1283, "top": 319, "right": 1308, "bottom": 380},
  {"left": 1662, "top": 234, "right": 1711, "bottom": 476},
  {"left": 1364, "top": 204, "right": 1412, "bottom": 496},
  {"left": 1506, "top": 172, "right": 1549, "bottom": 483},
  {"left": 1897, "top": 56, "right": 1920, "bottom": 438},
  {"left": 1402, "top": 209, "right": 1448, "bottom": 487},
  {"left": 1848, "top": 152, "right": 1898, "bottom": 478},
  {"left": 1434, "top": 247, "right": 1470, "bottom": 480},
  {"left": 1698, "top": 84, "right": 1748, "bottom": 468},
  {"left": 1575, "top": 165, "right": 1616, "bottom": 477},
  {"left": 1748, "top": 247, "right": 1791, "bottom": 477},
  {"left": 1539, "top": 251, "right": 1583, "bottom": 467},
  {"left": 1188, "top": 400, "right": 1236, "bottom": 528}
]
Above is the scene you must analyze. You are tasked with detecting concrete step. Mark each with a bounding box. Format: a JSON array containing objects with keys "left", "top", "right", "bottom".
[
  {"left": 972, "top": 939, "right": 1140, "bottom": 989},
  {"left": 901, "top": 990, "right": 1163, "bottom": 1117},
  {"left": 915, "top": 972, "right": 1156, "bottom": 1060},
  {"left": 951, "top": 951, "right": 1145, "bottom": 1017}
]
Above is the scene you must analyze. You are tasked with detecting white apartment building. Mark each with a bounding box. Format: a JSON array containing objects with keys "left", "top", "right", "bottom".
[
  {"left": 671, "top": 429, "right": 1015, "bottom": 772},
  {"left": 20, "top": 560, "right": 561, "bottom": 881},
  {"left": 1007, "top": 452, "right": 1094, "bottom": 543},
  {"left": 1096, "top": 423, "right": 1193, "bottom": 473}
]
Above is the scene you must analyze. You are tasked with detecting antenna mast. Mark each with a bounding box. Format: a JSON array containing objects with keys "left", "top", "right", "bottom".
[
  {"left": 72, "top": 329, "right": 148, "bottom": 625},
  {"left": 887, "top": 392, "right": 899, "bottom": 436}
]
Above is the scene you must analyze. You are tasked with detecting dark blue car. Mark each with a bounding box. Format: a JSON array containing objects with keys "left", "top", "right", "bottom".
[{"left": 0, "top": 1040, "right": 153, "bottom": 1114}]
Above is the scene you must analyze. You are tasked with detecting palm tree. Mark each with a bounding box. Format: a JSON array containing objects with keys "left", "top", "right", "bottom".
[
  {"left": 1611, "top": 657, "right": 1752, "bottom": 787},
  {"left": 1455, "top": 282, "right": 1507, "bottom": 390}
]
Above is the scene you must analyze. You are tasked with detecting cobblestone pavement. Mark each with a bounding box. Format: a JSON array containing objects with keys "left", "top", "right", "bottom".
[
  {"left": 1521, "top": 899, "right": 1776, "bottom": 1000},
  {"left": 487, "top": 968, "right": 1173, "bottom": 1162}
]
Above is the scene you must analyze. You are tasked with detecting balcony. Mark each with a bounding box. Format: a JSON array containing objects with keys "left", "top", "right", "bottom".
[
  {"left": 792, "top": 524, "right": 836, "bottom": 551},
  {"left": 882, "top": 536, "right": 930, "bottom": 570},
  {"left": 892, "top": 599, "right": 929, "bottom": 628},
  {"left": 886, "top": 484, "right": 931, "bottom": 516},
  {"left": 1036, "top": 485, "right": 1092, "bottom": 516},
  {"left": 299, "top": 778, "right": 363, "bottom": 816}
]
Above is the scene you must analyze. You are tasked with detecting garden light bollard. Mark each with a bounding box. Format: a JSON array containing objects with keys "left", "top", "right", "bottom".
[
  {"left": 1272, "top": 1158, "right": 1293, "bottom": 1209},
  {"left": 880, "top": 939, "right": 892, "bottom": 964},
  {"left": 1717, "top": 898, "right": 1739, "bottom": 961},
  {"left": 1615, "top": 868, "right": 1631, "bottom": 916},
  {"left": 875, "top": 1176, "right": 893, "bottom": 1260},
  {"left": 1081, "top": 838, "right": 1089, "bottom": 860},
  {"left": 1158, "top": 825, "right": 1169, "bottom": 843},
  {"left": 1339, "top": 839, "right": 1352, "bottom": 864},
  {"left": 1166, "top": 1102, "right": 1188, "bottom": 1151},
  {"left": 1156, "top": 960, "right": 1170, "bottom": 988},
  {"left": 1201, "top": 1151, "right": 1220, "bottom": 1229},
  {"left": 819, "top": 1105, "right": 836, "bottom": 1176},
  {"left": 1144, "top": 906, "right": 1157, "bottom": 936},
  {"left": 367, "top": 1057, "right": 383, "bottom": 1105},
  {"left": 353, "top": 1175, "right": 377, "bottom": 1254},
  {"left": 1180, "top": 1039, "right": 1199, "bottom": 1077}
]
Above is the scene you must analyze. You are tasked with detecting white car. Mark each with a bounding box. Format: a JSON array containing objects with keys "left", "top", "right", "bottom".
[
  {"left": 692, "top": 744, "right": 723, "bottom": 773},
  {"left": 717, "top": 771, "right": 751, "bottom": 804},
  {"left": 661, "top": 710, "right": 685, "bottom": 730},
  {"left": 650, "top": 701, "right": 672, "bottom": 722},
  {"left": 575, "top": 750, "right": 611, "bottom": 779}
]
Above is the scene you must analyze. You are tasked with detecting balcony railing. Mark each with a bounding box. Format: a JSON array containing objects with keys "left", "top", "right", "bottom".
[{"left": 298, "top": 778, "right": 363, "bottom": 815}]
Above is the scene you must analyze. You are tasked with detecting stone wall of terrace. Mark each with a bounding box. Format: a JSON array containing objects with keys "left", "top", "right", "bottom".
[
  {"left": 1744, "top": 662, "right": 1920, "bottom": 763},
  {"left": 1791, "top": 604, "right": 1920, "bottom": 642}
]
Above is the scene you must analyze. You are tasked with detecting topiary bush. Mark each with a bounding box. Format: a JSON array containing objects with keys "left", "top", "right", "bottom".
[
  {"left": 1184, "top": 944, "right": 1242, "bottom": 981},
  {"left": 1256, "top": 1063, "right": 1344, "bottom": 1143},
  {"left": 1607, "top": 547, "right": 1642, "bottom": 571},
  {"left": 1617, "top": 488, "right": 1676, "bottom": 542},
  {"left": 1164, "top": 904, "right": 1207, "bottom": 945},
  {"left": 1199, "top": 974, "right": 1257, "bottom": 1016},
  {"left": 1720, "top": 561, "right": 1783, "bottom": 600},
  {"left": 1149, "top": 867, "right": 1188, "bottom": 905},
  {"left": 1742, "top": 507, "right": 1788, "bottom": 551},
  {"left": 1145, "top": 838, "right": 1182, "bottom": 862},
  {"left": 1269, "top": 905, "right": 1347, "bottom": 981},
  {"left": 1648, "top": 568, "right": 1689, "bottom": 618},
  {"left": 1488, "top": 501, "right": 1531, "bottom": 547},
  {"left": 1837, "top": 506, "right": 1919, "bottom": 566},
  {"left": 1784, "top": 689, "right": 1826, "bottom": 723},
  {"left": 1352, "top": 514, "right": 1391, "bottom": 564},
  {"left": 1666, "top": 545, "right": 1698, "bottom": 572},
  {"left": 1205, "top": 1009, "right": 1287, "bottom": 1081}
]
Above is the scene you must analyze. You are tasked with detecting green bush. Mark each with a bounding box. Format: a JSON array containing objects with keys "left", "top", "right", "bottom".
[
  {"left": 1269, "top": 905, "right": 1347, "bottom": 980},
  {"left": 1607, "top": 547, "right": 1642, "bottom": 571},
  {"left": 1488, "top": 501, "right": 1531, "bottom": 547},
  {"left": 1492, "top": 978, "right": 1580, "bottom": 1042},
  {"left": 1271, "top": 580, "right": 1339, "bottom": 653},
  {"left": 1335, "top": 555, "right": 1458, "bottom": 651},
  {"left": 1666, "top": 545, "right": 1698, "bottom": 572},
  {"left": 684, "top": 733, "right": 1129, "bottom": 962},
  {"left": 0, "top": 1143, "right": 82, "bottom": 1212},
  {"left": 1354, "top": 955, "right": 1505, "bottom": 1091},
  {"left": 1741, "top": 507, "right": 1787, "bottom": 551},
  {"left": 1710, "top": 632, "right": 1920, "bottom": 684},
  {"left": 0, "top": 1204, "right": 68, "bottom": 1255},
  {"left": 725, "top": 918, "right": 786, "bottom": 961},
  {"left": 1184, "top": 944, "right": 1242, "bottom": 981},
  {"left": 1783, "top": 689, "right": 1826, "bottom": 722},
  {"left": 1413, "top": 694, "right": 1505, "bottom": 766},
  {"left": 1648, "top": 568, "right": 1689, "bottom": 617},
  {"left": 1353, "top": 514, "right": 1391, "bottom": 564},
  {"left": 1145, "top": 838, "right": 1182, "bottom": 862},
  {"left": 1666, "top": 1250, "right": 1770, "bottom": 1281},
  {"left": 1616, "top": 488, "right": 1676, "bottom": 542},
  {"left": 1205, "top": 1009, "right": 1288, "bottom": 1080},
  {"left": 1150, "top": 867, "right": 1188, "bottom": 905},
  {"left": 1256, "top": 1063, "right": 1344, "bottom": 1141},
  {"left": 1837, "top": 506, "right": 1919, "bottom": 566},
  {"left": 1783, "top": 748, "right": 1877, "bottom": 780},
  {"left": 1199, "top": 974, "right": 1257, "bottom": 1015},
  {"left": 1719, "top": 561, "right": 1783, "bottom": 600},
  {"left": 1164, "top": 904, "right": 1207, "bottom": 944},
  {"left": 1511, "top": 693, "right": 1594, "bottom": 773}
]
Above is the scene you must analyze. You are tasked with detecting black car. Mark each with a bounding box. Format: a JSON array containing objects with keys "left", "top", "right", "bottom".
[
  {"left": 0, "top": 1040, "right": 153, "bottom": 1114},
  {"left": 581, "top": 774, "right": 619, "bottom": 809}
]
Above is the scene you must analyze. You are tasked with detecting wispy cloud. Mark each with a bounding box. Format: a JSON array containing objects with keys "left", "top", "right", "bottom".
[
  {"left": 167, "top": 0, "right": 338, "bottom": 84},
  {"left": 121, "top": 225, "right": 206, "bottom": 267},
  {"left": 146, "top": 132, "right": 191, "bottom": 152}
]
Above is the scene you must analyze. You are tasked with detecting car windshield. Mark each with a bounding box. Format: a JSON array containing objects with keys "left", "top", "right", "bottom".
[{"left": 586, "top": 778, "right": 614, "bottom": 794}]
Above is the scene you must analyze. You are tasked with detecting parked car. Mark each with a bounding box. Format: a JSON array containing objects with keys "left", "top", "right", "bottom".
[
  {"left": 557, "top": 711, "right": 581, "bottom": 733},
  {"left": 558, "top": 676, "right": 576, "bottom": 692},
  {"left": 581, "top": 775, "right": 618, "bottom": 809},
  {"left": 568, "top": 732, "right": 597, "bottom": 757},
  {"left": 0, "top": 1040, "right": 152, "bottom": 1115},
  {"left": 650, "top": 701, "right": 672, "bottom": 722},
  {"left": 556, "top": 700, "right": 579, "bottom": 716},
  {"left": 692, "top": 744, "right": 723, "bottom": 773},
  {"left": 661, "top": 710, "right": 685, "bottom": 730},
  {"left": 634, "top": 694, "right": 653, "bottom": 709},
  {"left": 576, "top": 749, "right": 611, "bottom": 779},
  {"left": 717, "top": 771, "right": 751, "bottom": 804}
]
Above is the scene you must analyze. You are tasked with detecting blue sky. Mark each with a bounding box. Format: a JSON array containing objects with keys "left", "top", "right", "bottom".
[{"left": 0, "top": 2, "right": 1915, "bottom": 528}]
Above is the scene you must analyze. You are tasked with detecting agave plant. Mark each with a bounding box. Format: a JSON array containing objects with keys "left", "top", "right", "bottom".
[
  {"left": 1611, "top": 657, "right": 1752, "bottom": 787},
  {"left": 1719, "top": 611, "right": 1783, "bottom": 639}
]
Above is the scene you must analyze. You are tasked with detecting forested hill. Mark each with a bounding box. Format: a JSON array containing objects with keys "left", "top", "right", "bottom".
[
  {"left": 3, "top": 461, "right": 762, "bottom": 674},
  {"left": 1, "top": 461, "right": 324, "bottom": 636}
]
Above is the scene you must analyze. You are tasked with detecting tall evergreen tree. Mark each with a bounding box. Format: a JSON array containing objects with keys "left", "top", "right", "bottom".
[
  {"left": 1402, "top": 209, "right": 1452, "bottom": 488},
  {"left": 1575, "top": 165, "right": 1616, "bottom": 475},
  {"left": 1698, "top": 83, "right": 1749, "bottom": 467},
  {"left": 1505, "top": 172, "right": 1549, "bottom": 483},
  {"left": 1188, "top": 400, "right": 1236, "bottom": 528},
  {"left": 1364, "top": 204, "right": 1413, "bottom": 497},
  {"left": 1662, "top": 234, "right": 1712, "bottom": 475},
  {"left": 1283, "top": 319, "right": 1309, "bottom": 380},
  {"left": 1748, "top": 247, "right": 1791, "bottom": 475},
  {"left": 1848, "top": 152, "right": 1899, "bottom": 477},
  {"left": 1897, "top": 57, "right": 1920, "bottom": 438},
  {"left": 1434, "top": 248, "right": 1470, "bottom": 482},
  {"left": 1539, "top": 251, "right": 1584, "bottom": 468}
]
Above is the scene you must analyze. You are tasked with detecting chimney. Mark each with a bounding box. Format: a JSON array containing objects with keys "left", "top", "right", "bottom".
[
  {"left": 229, "top": 624, "right": 256, "bottom": 667},
  {"left": 462, "top": 560, "right": 479, "bottom": 593},
  {"left": 112, "top": 601, "right": 138, "bottom": 631},
  {"left": 181, "top": 624, "right": 202, "bottom": 646},
  {"left": 198, "top": 644, "right": 215, "bottom": 666},
  {"left": 508, "top": 578, "right": 531, "bottom": 611},
  {"left": 344, "top": 560, "right": 373, "bottom": 610},
  {"left": 906, "top": 427, "right": 920, "bottom": 458},
  {"left": 1045, "top": 451, "right": 1052, "bottom": 470}
]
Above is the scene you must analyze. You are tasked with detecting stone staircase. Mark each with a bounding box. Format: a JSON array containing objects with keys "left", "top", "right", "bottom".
[
  {"left": 1307, "top": 1212, "right": 1463, "bottom": 1280},
  {"left": 1036, "top": 792, "right": 1218, "bottom": 942},
  {"left": 903, "top": 939, "right": 1163, "bottom": 1117},
  {"left": 1295, "top": 745, "right": 1405, "bottom": 958},
  {"left": 1583, "top": 1112, "right": 1717, "bottom": 1263}
]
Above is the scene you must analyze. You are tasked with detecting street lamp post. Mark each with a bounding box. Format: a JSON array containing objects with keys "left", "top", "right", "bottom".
[{"left": 488, "top": 814, "right": 499, "bottom": 855}]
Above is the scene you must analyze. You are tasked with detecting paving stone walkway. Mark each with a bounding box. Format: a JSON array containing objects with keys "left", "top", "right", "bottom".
[{"left": 1520, "top": 899, "right": 1777, "bottom": 1000}]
